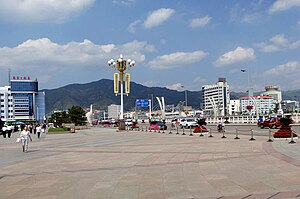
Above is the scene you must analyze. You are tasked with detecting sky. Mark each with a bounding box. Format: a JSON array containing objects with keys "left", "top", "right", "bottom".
[{"left": 0, "top": 0, "right": 300, "bottom": 92}]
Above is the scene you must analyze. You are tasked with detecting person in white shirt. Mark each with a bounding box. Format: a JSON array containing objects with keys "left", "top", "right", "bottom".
[
  {"left": 20, "top": 126, "right": 32, "bottom": 152},
  {"left": 36, "top": 124, "right": 42, "bottom": 139}
]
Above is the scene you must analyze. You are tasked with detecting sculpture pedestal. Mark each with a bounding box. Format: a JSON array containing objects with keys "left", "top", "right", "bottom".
[{"left": 119, "top": 120, "right": 125, "bottom": 131}]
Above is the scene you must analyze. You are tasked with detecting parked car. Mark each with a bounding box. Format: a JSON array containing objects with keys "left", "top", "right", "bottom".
[
  {"left": 259, "top": 117, "right": 281, "bottom": 129},
  {"left": 179, "top": 118, "right": 197, "bottom": 128},
  {"left": 101, "top": 120, "right": 112, "bottom": 127},
  {"left": 149, "top": 121, "right": 167, "bottom": 130},
  {"left": 125, "top": 119, "right": 133, "bottom": 126}
]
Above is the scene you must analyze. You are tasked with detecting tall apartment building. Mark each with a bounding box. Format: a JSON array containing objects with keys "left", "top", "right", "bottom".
[
  {"left": 0, "top": 86, "right": 14, "bottom": 120},
  {"left": 202, "top": 78, "right": 230, "bottom": 117}
]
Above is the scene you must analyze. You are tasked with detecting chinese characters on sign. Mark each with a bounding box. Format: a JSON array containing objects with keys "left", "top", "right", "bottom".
[{"left": 12, "top": 76, "right": 31, "bottom": 80}]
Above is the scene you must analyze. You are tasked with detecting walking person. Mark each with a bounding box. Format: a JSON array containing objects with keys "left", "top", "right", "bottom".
[
  {"left": 36, "top": 124, "right": 41, "bottom": 139},
  {"left": 2, "top": 125, "right": 7, "bottom": 138},
  {"left": 20, "top": 126, "right": 32, "bottom": 152}
]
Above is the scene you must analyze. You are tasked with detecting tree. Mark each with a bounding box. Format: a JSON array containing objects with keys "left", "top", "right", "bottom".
[
  {"left": 48, "top": 111, "right": 70, "bottom": 127},
  {"left": 68, "top": 106, "right": 86, "bottom": 126}
]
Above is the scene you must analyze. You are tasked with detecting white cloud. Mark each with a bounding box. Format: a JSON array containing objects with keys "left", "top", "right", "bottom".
[
  {"left": 263, "top": 61, "right": 300, "bottom": 76},
  {"left": 112, "top": 0, "right": 136, "bottom": 7},
  {"left": 128, "top": 20, "right": 141, "bottom": 33},
  {"left": 241, "top": 13, "right": 263, "bottom": 24},
  {"left": 189, "top": 16, "right": 211, "bottom": 28},
  {"left": 255, "top": 34, "right": 300, "bottom": 52},
  {"left": 166, "top": 83, "right": 183, "bottom": 90},
  {"left": 143, "top": 8, "right": 175, "bottom": 29},
  {"left": 0, "top": 0, "right": 95, "bottom": 23},
  {"left": 269, "top": 0, "right": 300, "bottom": 14},
  {"left": 214, "top": 47, "right": 255, "bottom": 67},
  {"left": 148, "top": 50, "right": 208, "bottom": 70},
  {"left": 0, "top": 38, "right": 154, "bottom": 84}
]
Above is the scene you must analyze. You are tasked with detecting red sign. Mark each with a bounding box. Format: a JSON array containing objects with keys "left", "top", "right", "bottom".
[
  {"left": 12, "top": 76, "right": 31, "bottom": 80},
  {"left": 246, "top": 105, "right": 253, "bottom": 110}
]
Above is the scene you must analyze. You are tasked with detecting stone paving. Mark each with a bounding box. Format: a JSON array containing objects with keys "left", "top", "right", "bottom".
[{"left": 0, "top": 127, "right": 299, "bottom": 199}]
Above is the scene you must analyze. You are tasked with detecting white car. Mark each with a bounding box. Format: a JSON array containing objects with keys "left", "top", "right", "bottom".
[
  {"left": 179, "top": 118, "right": 197, "bottom": 128},
  {"left": 125, "top": 119, "right": 133, "bottom": 126}
]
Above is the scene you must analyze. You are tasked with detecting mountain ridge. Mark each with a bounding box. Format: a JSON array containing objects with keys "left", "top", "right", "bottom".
[{"left": 42, "top": 79, "right": 300, "bottom": 113}]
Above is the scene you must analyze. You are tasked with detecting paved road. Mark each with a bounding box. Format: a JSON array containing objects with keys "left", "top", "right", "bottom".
[{"left": 0, "top": 127, "right": 299, "bottom": 199}]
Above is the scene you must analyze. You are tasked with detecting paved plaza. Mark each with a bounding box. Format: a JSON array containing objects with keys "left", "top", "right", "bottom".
[{"left": 0, "top": 127, "right": 300, "bottom": 199}]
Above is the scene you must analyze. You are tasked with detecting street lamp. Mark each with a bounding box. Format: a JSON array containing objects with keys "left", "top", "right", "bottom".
[
  {"left": 241, "top": 69, "right": 250, "bottom": 108},
  {"left": 108, "top": 54, "right": 135, "bottom": 130},
  {"left": 181, "top": 85, "right": 188, "bottom": 108}
]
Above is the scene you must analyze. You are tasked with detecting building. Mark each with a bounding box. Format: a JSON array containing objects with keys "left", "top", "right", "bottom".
[
  {"left": 229, "top": 100, "right": 240, "bottom": 116},
  {"left": 202, "top": 77, "right": 230, "bottom": 117},
  {"left": 0, "top": 86, "right": 14, "bottom": 121},
  {"left": 1, "top": 76, "right": 46, "bottom": 122},
  {"left": 240, "top": 95, "right": 274, "bottom": 116},
  {"left": 108, "top": 104, "right": 121, "bottom": 119},
  {"left": 261, "top": 85, "right": 282, "bottom": 103},
  {"left": 281, "top": 100, "right": 299, "bottom": 113}
]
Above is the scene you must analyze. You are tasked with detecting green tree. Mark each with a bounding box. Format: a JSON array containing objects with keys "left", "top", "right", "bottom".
[
  {"left": 68, "top": 106, "right": 86, "bottom": 126},
  {"left": 48, "top": 111, "right": 70, "bottom": 127}
]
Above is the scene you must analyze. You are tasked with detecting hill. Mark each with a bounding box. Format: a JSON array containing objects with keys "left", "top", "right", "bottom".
[
  {"left": 43, "top": 79, "right": 300, "bottom": 113},
  {"left": 43, "top": 79, "right": 202, "bottom": 113}
]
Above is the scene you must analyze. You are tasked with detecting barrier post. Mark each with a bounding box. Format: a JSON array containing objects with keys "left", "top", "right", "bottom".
[
  {"left": 249, "top": 129, "right": 255, "bottom": 141},
  {"left": 208, "top": 128, "right": 213, "bottom": 137},
  {"left": 289, "top": 130, "right": 296, "bottom": 144},
  {"left": 182, "top": 127, "right": 186, "bottom": 135},
  {"left": 267, "top": 129, "right": 273, "bottom": 142},
  {"left": 221, "top": 127, "right": 226, "bottom": 139},
  {"left": 189, "top": 126, "right": 193, "bottom": 136},
  {"left": 234, "top": 127, "right": 240, "bottom": 139}
]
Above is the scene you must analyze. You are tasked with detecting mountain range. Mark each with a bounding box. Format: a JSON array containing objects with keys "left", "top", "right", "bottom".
[{"left": 42, "top": 79, "right": 300, "bottom": 113}]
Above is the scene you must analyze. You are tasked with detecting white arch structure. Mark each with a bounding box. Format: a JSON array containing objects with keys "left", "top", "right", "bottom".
[{"left": 156, "top": 97, "right": 166, "bottom": 120}]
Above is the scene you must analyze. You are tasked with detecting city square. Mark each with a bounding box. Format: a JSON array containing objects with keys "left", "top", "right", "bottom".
[{"left": 0, "top": 126, "right": 299, "bottom": 199}]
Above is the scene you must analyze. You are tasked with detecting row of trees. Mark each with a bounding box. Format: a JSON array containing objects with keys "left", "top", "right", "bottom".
[{"left": 48, "top": 105, "right": 86, "bottom": 127}]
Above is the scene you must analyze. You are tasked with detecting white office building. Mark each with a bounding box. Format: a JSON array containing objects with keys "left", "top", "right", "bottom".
[
  {"left": 240, "top": 95, "right": 274, "bottom": 116},
  {"left": 0, "top": 86, "right": 14, "bottom": 121},
  {"left": 202, "top": 78, "right": 230, "bottom": 117},
  {"left": 229, "top": 100, "right": 240, "bottom": 116},
  {"left": 108, "top": 104, "right": 121, "bottom": 119}
]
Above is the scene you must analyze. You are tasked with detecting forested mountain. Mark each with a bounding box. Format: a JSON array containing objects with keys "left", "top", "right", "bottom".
[
  {"left": 43, "top": 79, "right": 202, "bottom": 113},
  {"left": 43, "top": 79, "right": 300, "bottom": 113}
]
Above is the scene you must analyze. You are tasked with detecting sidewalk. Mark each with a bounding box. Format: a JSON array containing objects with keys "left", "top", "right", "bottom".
[{"left": 0, "top": 128, "right": 299, "bottom": 199}]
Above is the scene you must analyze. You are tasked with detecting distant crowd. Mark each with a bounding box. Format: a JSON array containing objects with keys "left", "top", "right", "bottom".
[{"left": 1, "top": 123, "right": 47, "bottom": 139}]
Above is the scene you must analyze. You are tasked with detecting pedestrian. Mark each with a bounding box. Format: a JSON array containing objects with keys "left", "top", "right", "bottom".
[
  {"left": 2, "top": 125, "right": 7, "bottom": 138},
  {"left": 36, "top": 124, "right": 41, "bottom": 139},
  {"left": 29, "top": 124, "right": 33, "bottom": 134},
  {"left": 20, "top": 126, "right": 32, "bottom": 152},
  {"left": 7, "top": 125, "right": 13, "bottom": 138}
]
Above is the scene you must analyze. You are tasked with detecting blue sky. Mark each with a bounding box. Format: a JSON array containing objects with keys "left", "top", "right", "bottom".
[{"left": 0, "top": 0, "right": 300, "bottom": 92}]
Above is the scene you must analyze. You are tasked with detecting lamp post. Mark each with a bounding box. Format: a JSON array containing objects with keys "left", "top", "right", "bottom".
[
  {"left": 241, "top": 69, "right": 251, "bottom": 121},
  {"left": 181, "top": 85, "right": 188, "bottom": 108},
  {"left": 108, "top": 54, "right": 135, "bottom": 130}
]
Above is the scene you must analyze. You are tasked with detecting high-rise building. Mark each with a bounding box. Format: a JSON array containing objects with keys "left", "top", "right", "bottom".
[
  {"left": 202, "top": 78, "right": 230, "bottom": 117},
  {"left": 4, "top": 76, "right": 46, "bottom": 122},
  {"left": 261, "top": 85, "right": 282, "bottom": 103},
  {"left": 0, "top": 86, "right": 14, "bottom": 120}
]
